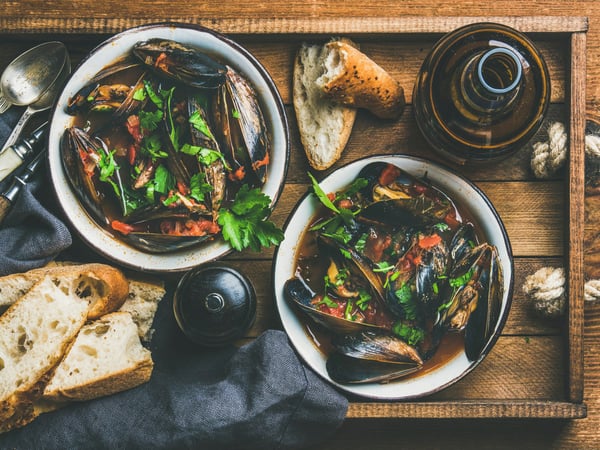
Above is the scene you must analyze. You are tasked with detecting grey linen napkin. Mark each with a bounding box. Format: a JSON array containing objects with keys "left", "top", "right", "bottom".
[
  {"left": 0, "top": 294, "right": 349, "bottom": 449},
  {"left": 0, "top": 108, "right": 71, "bottom": 275}
]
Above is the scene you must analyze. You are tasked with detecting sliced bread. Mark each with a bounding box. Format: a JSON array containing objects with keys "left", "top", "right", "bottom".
[
  {"left": 0, "top": 275, "right": 89, "bottom": 431},
  {"left": 118, "top": 277, "right": 166, "bottom": 343},
  {"left": 0, "top": 263, "right": 130, "bottom": 319},
  {"left": 293, "top": 38, "right": 358, "bottom": 171},
  {"left": 43, "top": 311, "right": 153, "bottom": 402},
  {"left": 317, "top": 40, "right": 405, "bottom": 119}
]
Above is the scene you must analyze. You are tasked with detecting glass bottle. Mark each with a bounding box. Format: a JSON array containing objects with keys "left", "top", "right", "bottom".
[{"left": 413, "top": 22, "right": 551, "bottom": 164}]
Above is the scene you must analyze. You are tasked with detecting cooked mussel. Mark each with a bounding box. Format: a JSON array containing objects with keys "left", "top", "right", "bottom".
[
  {"left": 326, "top": 330, "right": 423, "bottom": 384},
  {"left": 284, "top": 276, "right": 385, "bottom": 335},
  {"left": 331, "top": 330, "right": 423, "bottom": 365},
  {"left": 66, "top": 59, "right": 142, "bottom": 115},
  {"left": 118, "top": 230, "right": 215, "bottom": 253},
  {"left": 188, "top": 95, "right": 227, "bottom": 219},
  {"left": 213, "top": 66, "right": 270, "bottom": 185},
  {"left": 133, "top": 39, "right": 227, "bottom": 89},
  {"left": 61, "top": 126, "right": 125, "bottom": 226},
  {"left": 439, "top": 243, "right": 503, "bottom": 361}
]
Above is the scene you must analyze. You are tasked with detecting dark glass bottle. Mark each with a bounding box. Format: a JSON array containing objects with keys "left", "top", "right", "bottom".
[{"left": 413, "top": 22, "right": 550, "bottom": 164}]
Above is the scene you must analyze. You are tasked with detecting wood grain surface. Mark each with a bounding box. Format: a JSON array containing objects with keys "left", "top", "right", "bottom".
[{"left": 1, "top": 2, "right": 600, "bottom": 449}]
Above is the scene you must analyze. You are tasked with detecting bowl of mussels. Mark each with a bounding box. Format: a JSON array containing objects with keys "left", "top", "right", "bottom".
[
  {"left": 48, "top": 23, "right": 289, "bottom": 272},
  {"left": 273, "top": 155, "right": 514, "bottom": 399}
]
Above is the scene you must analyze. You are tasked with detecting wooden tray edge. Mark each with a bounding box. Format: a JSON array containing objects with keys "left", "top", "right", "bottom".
[
  {"left": 567, "top": 31, "right": 587, "bottom": 403},
  {"left": 0, "top": 15, "right": 589, "bottom": 35},
  {"left": 346, "top": 401, "right": 587, "bottom": 419}
]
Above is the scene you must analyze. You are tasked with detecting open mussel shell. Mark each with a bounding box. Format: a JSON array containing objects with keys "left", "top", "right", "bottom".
[
  {"left": 464, "top": 246, "right": 503, "bottom": 361},
  {"left": 120, "top": 232, "right": 215, "bottom": 253},
  {"left": 331, "top": 330, "right": 423, "bottom": 365},
  {"left": 326, "top": 353, "right": 421, "bottom": 384},
  {"left": 132, "top": 38, "right": 227, "bottom": 89},
  {"left": 317, "top": 234, "right": 386, "bottom": 306},
  {"left": 60, "top": 127, "right": 109, "bottom": 226},
  {"left": 283, "top": 277, "right": 384, "bottom": 335}
]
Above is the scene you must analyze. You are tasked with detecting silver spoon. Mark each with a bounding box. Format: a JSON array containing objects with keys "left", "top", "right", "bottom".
[
  {"left": 0, "top": 41, "right": 69, "bottom": 114},
  {"left": 0, "top": 44, "right": 71, "bottom": 151}
]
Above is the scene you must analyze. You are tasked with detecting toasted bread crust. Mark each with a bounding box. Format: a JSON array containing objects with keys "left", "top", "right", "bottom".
[
  {"left": 319, "top": 41, "right": 405, "bottom": 119},
  {"left": 293, "top": 38, "right": 358, "bottom": 171},
  {"left": 0, "top": 263, "right": 129, "bottom": 319}
]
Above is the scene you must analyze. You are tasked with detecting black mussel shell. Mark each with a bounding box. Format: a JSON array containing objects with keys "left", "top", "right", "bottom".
[
  {"left": 132, "top": 39, "right": 227, "bottom": 89},
  {"left": 331, "top": 330, "right": 423, "bottom": 365},
  {"left": 326, "top": 353, "right": 421, "bottom": 384},
  {"left": 283, "top": 277, "right": 384, "bottom": 335}
]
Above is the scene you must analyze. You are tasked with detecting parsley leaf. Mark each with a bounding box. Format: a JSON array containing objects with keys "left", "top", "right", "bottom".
[
  {"left": 140, "top": 134, "right": 168, "bottom": 159},
  {"left": 189, "top": 172, "right": 213, "bottom": 203},
  {"left": 189, "top": 110, "right": 214, "bottom": 139},
  {"left": 449, "top": 268, "right": 474, "bottom": 288},
  {"left": 393, "top": 282, "right": 418, "bottom": 321},
  {"left": 139, "top": 110, "right": 163, "bottom": 132},
  {"left": 308, "top": 172, "right": 339, "bottom": 213},
  {"left": 392, "top": 321, "right": 425, "bottom": 346},
  {"left": 143, "top": 80, "right": 164, "bottom": 109},
  {"left": 317, "top": 295, "right": 338, "bottom": 309},
  {"left": 217, "top": 185, "right": 283, "bottom": 251},
  {"left": 153, "top": 165, "right": 176, "bottom": 195}
]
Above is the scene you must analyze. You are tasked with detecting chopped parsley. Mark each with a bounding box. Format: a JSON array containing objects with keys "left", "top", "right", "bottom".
[
  {"left": 393, "top": 281, "right": 418, "bottom": 321},
  {"left": 217, "top": 185, "right": 284, "bottom": 252},
  {"left": 139, "top": 110, "right": 163, "bottom": 132},
  {"left": 189, "top": 110, "right": 214, "bottom": 139},
  {"left": 392, "top": 321, "right": 425, "bottom": 346},
  {"left": 189, "top": 172, "right": 213, "bottom": 203},
  {"left": 449, "top": 268, "right": 475, "bottom": 288}
]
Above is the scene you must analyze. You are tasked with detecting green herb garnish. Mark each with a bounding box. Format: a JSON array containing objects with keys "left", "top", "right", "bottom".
[{"left": 217, "top": 185, "right": 284, "bottom": 252}]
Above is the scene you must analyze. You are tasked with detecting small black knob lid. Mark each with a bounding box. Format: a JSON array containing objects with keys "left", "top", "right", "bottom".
[{"left": 173, "top": 264, "right": 257, "bottom": 347}]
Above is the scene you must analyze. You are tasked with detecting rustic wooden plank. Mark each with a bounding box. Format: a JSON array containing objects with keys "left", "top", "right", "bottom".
[
  {"left": 0, "top": 16, "right": 588, "bottom": 35},
  {"left": 566, "top": 31, "right": 586, "bottom": 403},
  {"left": 346, "top": 400, "right": 586, "bottom": 419},
  {"left": 283, "top": 105, "right": 569, "bottom": 184}
]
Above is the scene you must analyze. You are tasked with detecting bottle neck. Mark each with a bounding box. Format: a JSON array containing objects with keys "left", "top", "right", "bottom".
[{"left": 459, "top": 47, "right": 524, "bottom": 114}]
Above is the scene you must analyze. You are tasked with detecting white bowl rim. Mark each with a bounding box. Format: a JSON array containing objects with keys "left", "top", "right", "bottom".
[
  {"left": 47, "top": 22, "right": 290, "bottom": 273},
  {"left": 272, "top": 154, "right": 514, "bottom": 400}
]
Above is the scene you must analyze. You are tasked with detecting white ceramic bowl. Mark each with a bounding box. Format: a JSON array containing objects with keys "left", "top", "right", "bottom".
[
  {"left": 48, "top": 23, "right": 289, "bottom": 273},
  {"left": 273, "top": 154, "right": 514, "bottom": 400}
]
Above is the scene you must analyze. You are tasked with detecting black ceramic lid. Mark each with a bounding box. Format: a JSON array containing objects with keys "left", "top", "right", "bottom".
[{"left": 173, "top": 264, "right": 257, "bottom": 347}]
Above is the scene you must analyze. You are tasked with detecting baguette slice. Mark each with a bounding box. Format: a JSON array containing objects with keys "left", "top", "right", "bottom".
[
  {"left": 0, "top": 276, "right": 89, "bottom": 431},
  {"left": 317, "top": 40, "right": 405, "bottom": 119},
  {"left": 43, "top": 312, "right": 153, "bottom": 402},
  {"left": 0, "top": 263, "right": 129, "bottom": 319},
  {"left": 118, "top": 277, "right": 166, "bottom": 343},
  {"left": 293, "top": 38, "right": 358, "bottom": 171}
]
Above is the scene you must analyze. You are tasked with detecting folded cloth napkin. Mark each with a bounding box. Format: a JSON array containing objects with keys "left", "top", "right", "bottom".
[
  {"left": 0, "top": 108, "right": 71, "bottom": 275},
  {"left": 0, "top": 295, "right": 349, "bottom": 449}
]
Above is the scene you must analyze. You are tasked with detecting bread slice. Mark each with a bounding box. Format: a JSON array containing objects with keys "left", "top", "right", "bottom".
[
  {"left": 293, "top": 38, "right": 358, "bottom": 171},
  {"left": 0, "top": 276, "right": 89, "bottom": 431},
  {"left": 118, "top": 276, "right": 166, "bottom": 343},
  {"left": 317, "top": 40, "right": 405, "bottom": 119},
  {"left": 0, "top": 263, "right": 129, "bottom": 319},
  {"left": 42, "top": 312, "right": 153, "bottom": 402}
]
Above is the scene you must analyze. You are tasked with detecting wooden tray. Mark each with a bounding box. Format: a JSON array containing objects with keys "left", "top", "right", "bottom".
[{"left": 0, "top": 15, "right": 587, "bottom": 420}]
